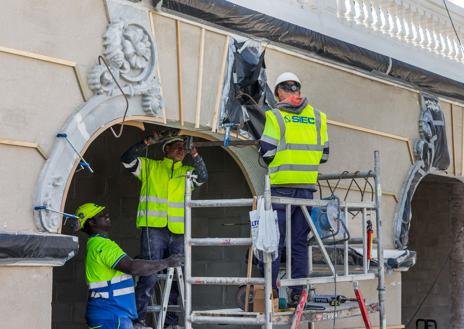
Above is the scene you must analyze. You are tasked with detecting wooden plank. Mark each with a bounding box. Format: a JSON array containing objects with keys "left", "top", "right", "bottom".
[
  {"left": 462, "top": 106, "right": 464, "bottom": 176},
  {"left": 195, "top": 28, "right": 206, "bottom": 128},
  {"left": 0, "top": 138, "right": 47, "bottom": 159},
  {"left": 149, "top": 12, "right": 168, "bottom": 124},
  {"left": 176, "top": 20, "right": 184, "bottom": 126},
  {"left": 0, "top": 46, "right": 76, "bottom": 67},
  {"left": 451, "top": 104, "right": 457, "bottom": 175},
  {"left": 211, "top": 35, "right": 230, "bottom": 132}
]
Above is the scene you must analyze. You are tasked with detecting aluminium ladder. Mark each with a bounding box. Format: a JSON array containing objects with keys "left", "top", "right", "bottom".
[
  {"left": 146, "top": 266, "right": 185, "bottom": 329},
  {"left": 183, "top": 151, "right": 386, "bottom": 329}
]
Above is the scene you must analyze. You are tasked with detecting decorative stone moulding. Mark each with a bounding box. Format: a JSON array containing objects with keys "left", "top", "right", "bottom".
[
  {"left": 393, "top": 93, "right": 450, "bottom": 249},
  {"left": 88, "top": 20, "right": 163, "bottom": 116},
  {"left": 33, "top": 19, "right": 165, "bottom": 232}
]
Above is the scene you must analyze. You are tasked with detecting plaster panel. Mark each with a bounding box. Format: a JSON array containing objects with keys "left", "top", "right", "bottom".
[
  {"left": 322, "top": 125, "right": 411, "bottom": 195},
  {"left": 0, "top": 147, "right": 44, "bottom": 231},
  {"left": 179, "top": 23, "right": 202, "bottom": 124},
  {"left": 0, "top": 53, "right": 83, "bottom": 152},
  {"left": 265, "top": 48, "right": 421, "bottom": 141},
  {"left": 201, "top": 32, "right": 229, "bottom": 127},
  {"left": 0, "top": 267, "right": 52, "bottom": 328},
  {"left": 0, "top": 0, "right": 107, "bottom": 98},
  {"left": 152, "top": 14, "right": 180, "bottom": 122}
]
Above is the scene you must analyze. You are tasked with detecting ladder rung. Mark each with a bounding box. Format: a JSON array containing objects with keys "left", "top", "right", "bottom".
[
  {"left": 146, "top": 305, "right": 182, "bottom": 313},
  {"left": 189, "top": 277, "right": 265, "bottom": 285},
  {"left": 188, "top": 198, "right": 253, "bottom": 208},
  {"left": 279, "top": 273, "right": 376, "bottom": 286},
  {"left": 189, "top": 238, "right": 252, "bottom": 246},
  {"left": 190, "top": 315, "right": 265, "bottom": 325}
]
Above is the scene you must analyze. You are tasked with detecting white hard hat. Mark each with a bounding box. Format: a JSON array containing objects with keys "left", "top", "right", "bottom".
[
  {"left": 274, "top": 72, "right": 301, "bottom": 94},
  {"left": 162, "top": 136, "right": 184, "bottom": 153}
]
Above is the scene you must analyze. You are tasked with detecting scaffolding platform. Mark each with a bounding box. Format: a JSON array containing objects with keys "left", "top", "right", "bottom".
[
  {"left": 191, "top": 302, "right": 379, "bottom": 325},
  {"left": 183, "top": 152, "right": 385, "bottom": 329}
]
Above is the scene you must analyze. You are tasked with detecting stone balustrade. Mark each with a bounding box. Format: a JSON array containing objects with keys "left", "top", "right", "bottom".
[
  {"left": 228, "top": 0, "right": 464, "bottom": 82},
  {"left": 327, "top": 0, "right": 464, "bottom": 63}
]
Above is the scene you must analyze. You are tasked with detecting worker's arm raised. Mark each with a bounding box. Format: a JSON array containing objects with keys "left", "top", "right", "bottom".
[
  {"left": 190, "top": 146, "right": 208, "bottom": 184},
  {"left": 114, "top": 254, "right": 184, "bottom": 277},
  {"left": 121, "top": 133, "right": 160, "bottom": 176}
]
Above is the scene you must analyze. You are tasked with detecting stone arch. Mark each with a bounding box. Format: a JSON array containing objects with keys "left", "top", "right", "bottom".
[{"left": 33, "top": 93, "right": 265, "bottom": 232}]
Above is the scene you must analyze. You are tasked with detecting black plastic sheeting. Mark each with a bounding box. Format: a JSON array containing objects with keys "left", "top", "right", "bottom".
[
  {"left": 221, "top": 39, "right": 275, "bottom": 139},
  {"left": 0, "top": 232, "right": 78, "bottom": 265},
  {"left": 161, "top": 0, "right": 464, "bottom": 102}
]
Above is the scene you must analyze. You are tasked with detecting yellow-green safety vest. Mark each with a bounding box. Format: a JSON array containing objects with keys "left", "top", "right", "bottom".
[
  {"left": 136, "top": 157, "right": 193, "bottom": 234},
  {"left": 261, "top": 103, "right": 328, "bottom": 185}
]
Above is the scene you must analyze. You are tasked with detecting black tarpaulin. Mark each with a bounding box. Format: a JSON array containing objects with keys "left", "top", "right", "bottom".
[
  {"left": 0, "top": 232, "right": 78, "bottom": 265},
  {"left": 220, "top": 38, "right": 275, "bottom": 139},
  {"left": 160, "top": 0, "right": 464, "bottom": 102}
]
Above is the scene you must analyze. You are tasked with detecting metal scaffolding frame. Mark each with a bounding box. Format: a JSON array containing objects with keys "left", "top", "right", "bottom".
[{"left": 183, "top": 151, "right": 385, "bottom": 329}]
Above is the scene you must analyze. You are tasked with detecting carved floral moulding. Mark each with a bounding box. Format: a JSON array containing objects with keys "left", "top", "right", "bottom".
[{"left": 88, "top": 19, "right": 164, "bottom": 116}]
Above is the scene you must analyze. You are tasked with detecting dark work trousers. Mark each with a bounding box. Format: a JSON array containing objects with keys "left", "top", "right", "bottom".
[
  {"left": 259, "top": 187, "right": 312, "bottom": 296},
  {"left": 135, "top": 227, "right": 184, "bottom": 326}
]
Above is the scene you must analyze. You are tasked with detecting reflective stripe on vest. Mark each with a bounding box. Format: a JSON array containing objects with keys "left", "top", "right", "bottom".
[
  {"left": 90, "top": 291, "right": 109, "bottom": 299},
  {"left": 136, "top": 158, "right": 192, "bottom": 234},
  {"left": 266, "top": 105, "right": 328, "bottom": 185},
  {"left": 113, "top": 286, "right": 135, "bottom": 297},
  {"left": 88, "top": 274, "right": 132, "bottom": 290},
  {"left": 89, "top": 274, "right": 134, "bottom": 299}
]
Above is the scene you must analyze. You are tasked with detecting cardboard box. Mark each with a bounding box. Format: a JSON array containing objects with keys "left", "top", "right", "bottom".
[{"left": 253, "top": 285, "right": 279, "bottom": 313}]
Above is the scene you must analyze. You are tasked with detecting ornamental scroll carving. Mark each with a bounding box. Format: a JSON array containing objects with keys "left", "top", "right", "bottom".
[
  {"left": 394, "top": 93, "right": 450, "bottom": 249},
  {"left": 88, "top": 20, "right": 163, "bottom": 116}
]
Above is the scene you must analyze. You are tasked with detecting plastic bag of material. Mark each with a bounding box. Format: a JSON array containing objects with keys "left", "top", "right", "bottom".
[{"left": 249, "top": 196, "right": 279, "bottom": 261}]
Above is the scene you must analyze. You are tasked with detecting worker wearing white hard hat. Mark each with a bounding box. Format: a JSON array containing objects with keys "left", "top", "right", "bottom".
[
  {"left": 273, "top": 72, "right": 302, "bottom": 96},
  {"left": 121, "top": 132, "right": 208, "bottom": 328},
  {"left": 259, "top": 71, "right": 330, "bottom": 305}
]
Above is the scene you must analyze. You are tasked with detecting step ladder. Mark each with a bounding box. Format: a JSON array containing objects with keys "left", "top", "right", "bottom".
[{"left": 146, "top": 266, "right": 185, "bottom": 329}]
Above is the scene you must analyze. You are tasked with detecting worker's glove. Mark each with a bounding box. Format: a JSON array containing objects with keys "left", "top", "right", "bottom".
[
  {"left": 190, "top": 146, "right": 199, "bottom": 157},
  {"left": 166, "top": 254, "right": 184, "bottom": 267},
  {"left": 144, "top": 129, "right": 161, "bottom": 145}
]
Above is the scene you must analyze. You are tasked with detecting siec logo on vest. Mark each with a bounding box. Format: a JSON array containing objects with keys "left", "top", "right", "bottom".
[{"left": 284, "top": 115, "right": 315, "bottom": 124}]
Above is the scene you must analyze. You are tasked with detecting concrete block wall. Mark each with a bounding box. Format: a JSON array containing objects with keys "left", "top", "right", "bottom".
[
  {"left": 402, "top": 177, "right": 453, "bottom": 327},
  {"left": 52, "top": 126, "right": 254, "bottom": 328}
]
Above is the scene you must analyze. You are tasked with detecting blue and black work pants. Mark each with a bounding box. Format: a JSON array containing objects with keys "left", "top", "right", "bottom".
[
  {"left": 135, "top": 227, "right": 184, "bottom": 326},
  {"left": 259, "top": 187, "right": 312, "bottom": 296}
]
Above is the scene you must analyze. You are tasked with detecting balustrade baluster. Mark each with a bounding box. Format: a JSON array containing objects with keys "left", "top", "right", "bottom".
[{"left": 372, "top": 0, "right": 384, "bottom": 31}]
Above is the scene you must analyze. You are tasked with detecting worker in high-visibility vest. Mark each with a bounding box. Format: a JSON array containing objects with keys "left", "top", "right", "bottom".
[
  {"left": 121, "top": 134, "right": 208, "bottom": 329},
  {"left": 259, "top": 72, "right": 329, "bottom": 303},
  {"left": 76, "top": 202, "right": 183, "bottom": 329}
]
